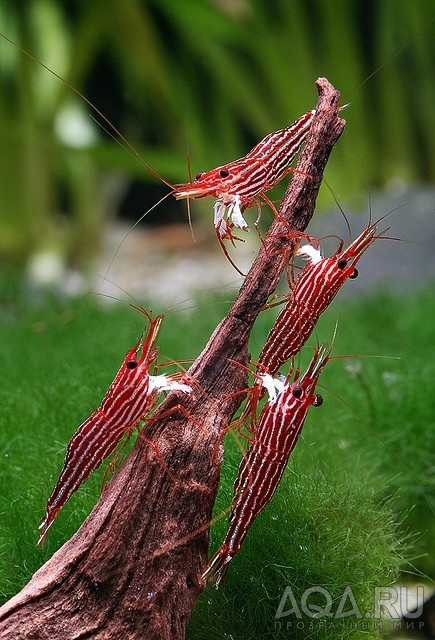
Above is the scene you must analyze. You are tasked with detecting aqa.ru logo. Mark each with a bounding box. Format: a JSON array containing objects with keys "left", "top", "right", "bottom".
[{"left": 274, "top": 585, "right": 425, "bottom": 620}]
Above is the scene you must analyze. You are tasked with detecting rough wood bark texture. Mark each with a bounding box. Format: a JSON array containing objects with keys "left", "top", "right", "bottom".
[{"left": 0, "top": 78, "right": 345, "bottom": 640}]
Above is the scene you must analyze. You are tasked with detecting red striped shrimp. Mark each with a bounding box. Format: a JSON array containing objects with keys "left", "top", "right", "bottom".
[
  {"left": 242, "top": 218, "right": 387, "bottom": 421},
  {"left": 203, "top": 343, "right": 330, "bottom": 586},
  {"left": 37, "top": 310, "right": 191, "bottom": 545},
  {"left": 174, "top": 109, "right": 315, "bottom": 242},
  {"left": 260, "top": 221, "right": 386, "bottom": 374}
]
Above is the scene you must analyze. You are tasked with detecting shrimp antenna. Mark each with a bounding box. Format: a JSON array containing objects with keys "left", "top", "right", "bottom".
[
  {"left": 0, "top": 33, "right": 174, "bottom": 190},
  {"left": 344, "top": 15, "right": 435, "bottom": 100},
  {"left": 0, "top": 34, "right": 183, "bottom": 285},
  {"left": 101, "top": 190, "right": 174, "bottom": 283},
  {"left": 183, "top": 132, "right": 196, "bottom": 242},
  {"left": 323, "top": 179, "right": 352, "bottom": 241}
]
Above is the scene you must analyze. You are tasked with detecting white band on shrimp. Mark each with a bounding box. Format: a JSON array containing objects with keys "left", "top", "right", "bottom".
[
  {"left": 295, "top": 244, "right": 322, "bottom": 264},
  {"left": 214, "top": 196, "right": 249, "bottom": 237},
  {"left": 149, "top": 375, "right": 192, "bottom": 394},
  {"left": 259, "top": 373, "right": 286, "bottom": 402}
]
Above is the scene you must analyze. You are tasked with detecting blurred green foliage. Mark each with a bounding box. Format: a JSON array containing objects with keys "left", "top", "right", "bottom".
[{"left": 0, "top": 0, "right": 434, "bottom": 268}]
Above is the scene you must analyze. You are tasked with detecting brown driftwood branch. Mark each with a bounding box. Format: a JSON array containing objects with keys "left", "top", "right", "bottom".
[{"left": 0, "top": 79, "right": 345, "bottom": 640}]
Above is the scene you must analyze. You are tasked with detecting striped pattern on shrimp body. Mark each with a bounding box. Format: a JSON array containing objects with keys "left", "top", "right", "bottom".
[
  {"left": 203, "top": 344, "right": 329, "bottom": 586},
  {"left": 258, "top": 219, "right": 384, "bottom": 379},
  {"left": 174, "top": 109, "right": 315, "bottom": 237},
  {"left": 230, "top": 109, "right": 316, "bottom": 201},
  {"left": 42, "top": 362, "right": 157, "bottom": 524},
  {"left": 37, "top": 313, "right": 192, "bottom": 545}
]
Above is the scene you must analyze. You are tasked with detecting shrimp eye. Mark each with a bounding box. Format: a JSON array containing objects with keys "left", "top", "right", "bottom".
[
  {"left": 349, "top": 267, "right": 359, "bottom": 279},
  {"left": 219, "top": 168, "right": 229, "bottom": 178},
  {"left": 292, "top": 386, "right": 303, "bottom": 399},
  {"left": 337, "top": 258, "right": 347, "bottom": 269},
  {"left": 126, "top": 360, "right": 138, "bottom": 370},
  {"left": 313, "top": 394, "right": 323, "bottom": 407},
  {"left": 195, "top": 172, "right": 204, "bottom": 181}
]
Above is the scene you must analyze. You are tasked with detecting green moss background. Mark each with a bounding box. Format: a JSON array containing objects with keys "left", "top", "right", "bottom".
[{"left": 0, "top": 274, "right": 433, "bottom": 638}]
